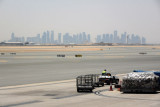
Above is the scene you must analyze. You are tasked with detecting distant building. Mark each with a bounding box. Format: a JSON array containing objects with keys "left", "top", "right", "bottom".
[
  {"left": 87, "top": 34, "right": 91, "bottom": 43},
  {"left": 113, "top": 30, "right": 118, "bottom": 43},
  {"left": 50, "top": 31, "right": 54, "bottom": 44},
  {"left": 0, "top": 42, "right": 24, "bottom": 46},
  {"left": 11, "top": 33, "right": 15, "bottom": 41},
  {"left": 142, "top": 37, "right": 146, "bottom": 44},
  {"left": 96, "top": 35, "right": 102, "bottom": 43},
  {"left": 121, "top": 32, "right": 127, "bottom": 44},
  {"left": 46, "top": 31, "right": 50, "bottom": 44},
  {"left": 82, "top": 32, "right": 87, "bottom": 43},
  {"left": 6, "top": 30, "right": 146, "bottom": 45},
  {"left": 79, "top": 33, "right": 83, "bottom": 44},
  {"left": 8, "top": 33, "right": 25, "bottom": 43},
  {"left": 109, "top": 34, "right": 113, "bottom": 43},
  {"left": 41, "top": 32, "right": 46, "bottom": 44},
  {"left": 58, "top": 33, "right": 61, "bottom": 44}
]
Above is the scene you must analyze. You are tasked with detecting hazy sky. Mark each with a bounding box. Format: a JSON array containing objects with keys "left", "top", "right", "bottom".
[{"left": 0, "top": 0, "right": 160, "bottom": 43}]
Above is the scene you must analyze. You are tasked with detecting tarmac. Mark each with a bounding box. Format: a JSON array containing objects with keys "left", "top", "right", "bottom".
[
  {"left": 1, "top": 46, "right": 160, "bottom": 107},
  {"left": 0, "top": 74, "right": 160, "bottom": 107},
  {"left": 1, "top": 46, "right": 160, "bottom": 87}
]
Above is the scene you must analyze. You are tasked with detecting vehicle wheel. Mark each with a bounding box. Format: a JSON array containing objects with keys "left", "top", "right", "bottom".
[
  {"left": 101, "top": 83, "right": 104, "bottom": 87},
  {"left": 77, "top": 88, "right": 80, "bottom": 92},
  {"left": 116, "top": 80, "right": 119, "bottom": 84},
  {"left": 90, "top": 89, "right": 93, "bottom": 92}
]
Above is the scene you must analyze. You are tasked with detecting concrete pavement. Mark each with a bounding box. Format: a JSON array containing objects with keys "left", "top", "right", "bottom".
[{"left": 0, "top": 75, "right": 160, "bottom": 107}]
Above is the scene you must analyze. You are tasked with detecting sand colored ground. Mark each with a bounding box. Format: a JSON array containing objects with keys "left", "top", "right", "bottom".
[{"left": 0, "top": 45, "right": 159, "bottom": 53}]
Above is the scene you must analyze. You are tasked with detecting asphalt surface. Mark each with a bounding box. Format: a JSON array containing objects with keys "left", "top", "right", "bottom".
[
  {"left": 0, "top": 46, "right": 160, "bottom": 87},
  {"left": 0, "top": 77, "right": 160, "bottom": 107}
]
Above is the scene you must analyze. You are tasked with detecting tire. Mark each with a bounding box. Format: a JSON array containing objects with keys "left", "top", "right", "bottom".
[
  {"left": 101, "top": 83, "right": 104, "bottom": 86},
  {"left": 116, "top": 80, "right": 119, "bottom": 84},
  {"left": 95, "top": 83, "right": 99, "bottom": 87},
  {"left": 77, "top": 88, "right": 80, "bottom": 92},
  {"left": 90, "top": 89, "right": 93, "bottom": 92}
]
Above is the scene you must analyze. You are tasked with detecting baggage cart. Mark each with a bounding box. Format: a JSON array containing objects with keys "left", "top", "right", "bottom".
[{"left": 76, "top": 75, "right": 94, "bottom": 92}]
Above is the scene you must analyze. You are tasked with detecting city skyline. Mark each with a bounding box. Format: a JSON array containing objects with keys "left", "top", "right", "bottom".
[
  {"left": 0, "top": 0, "right": 159, "bottom": 44},
  {"left": 7, "top": 30, "right": 146, "bottom": 45}
]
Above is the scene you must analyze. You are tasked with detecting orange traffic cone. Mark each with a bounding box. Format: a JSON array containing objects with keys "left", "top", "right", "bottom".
[
  {"left": 117, "top": 81, "right": 122, "bottom": 91},
  {"left": 109, "top": 82, "right": 113, "bottom": 91}
]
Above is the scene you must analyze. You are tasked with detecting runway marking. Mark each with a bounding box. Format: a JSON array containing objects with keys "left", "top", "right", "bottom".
[{"left": 0, "top": 79, "right": 75, "bottom": 90}]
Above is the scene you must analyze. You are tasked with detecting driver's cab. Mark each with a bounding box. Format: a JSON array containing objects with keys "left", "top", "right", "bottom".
[
  {"left": 102, "top": 73, "right": 111, "bottom": 76},
  {"left": 106, "top": 73, "right": 111, "bottom": 76}
]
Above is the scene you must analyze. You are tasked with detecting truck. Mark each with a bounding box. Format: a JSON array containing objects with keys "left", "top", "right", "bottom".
[{"left": 99, "top": 73, "right": 119, "bottom": 85}]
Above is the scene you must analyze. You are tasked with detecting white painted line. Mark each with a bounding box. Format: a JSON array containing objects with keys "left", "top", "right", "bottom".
[{"left": 0, "top": 79, "right": 75, "bottom": 90}]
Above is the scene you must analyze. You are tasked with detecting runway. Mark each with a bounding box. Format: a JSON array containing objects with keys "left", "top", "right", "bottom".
[{"left": 0, "top": 46, "right": 160, "bottom": 87}]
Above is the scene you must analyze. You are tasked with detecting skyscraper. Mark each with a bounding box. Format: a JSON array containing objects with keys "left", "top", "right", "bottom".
[
  {"left": 42, "top": 32, "right": 47, "bottom": 44},
  {"left": 109, "top": 34, "right": 113, "bottom": 43},
  {"left": 106, "top": 34, "right": 109, "bottom": 43},
  {"left": 10, "top": 33, "right": 15, "bottom": 42},
  {"left": 82, "top": 32, "right": 87, "bottom": 43},
  {"left": 121, "top": 32, "right": 127, "bottom": 44},
  {"left": 96, "top": 35, "right": 102, "bottom": 43},
  {"left": 51, "top": 30, "right": 54, "bottom": 44},
  {"left": 36, "top": 34, "right": 41, "bottom": 43},
  {"left": 58, "top": 33, "right": 61, "bottom": 44},
  {"left": 46, "top": 30, "right": 50, "bottom": 44},
  {"left": 142, "top": 37, "right": 146, "bottom": 44},
  {"left": 63, "top": 33, "right": 71, "bottom": 44},
  {"left": 102, "top": 34, "right": 106, "bottom": 42},
  {"left": 113, "top": 30, "right": 118, "bottom": 43},
  {"left": 87, "top": 34, "right": 91, "bottom": 43},
  {"left": 79, "top": 33, "right": 83, "bottom": 44}
]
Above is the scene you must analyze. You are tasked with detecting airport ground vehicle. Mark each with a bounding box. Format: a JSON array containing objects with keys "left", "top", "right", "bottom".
[
  {"left": 99, "top": 73, "right": 119, "bottom": 85},
  {"left": 76, "top": 74, "right": 104, "bottom": 92}
]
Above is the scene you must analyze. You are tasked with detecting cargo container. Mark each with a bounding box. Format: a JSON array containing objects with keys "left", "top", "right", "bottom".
[
  {"left": 133, "top": 70, "right": 160, "bottom": 85},
  {"left": 121, "top": 72, "right": 159, "bottom": 93}
]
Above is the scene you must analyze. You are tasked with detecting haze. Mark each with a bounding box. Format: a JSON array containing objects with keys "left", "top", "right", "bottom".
[{"left": 0, "top": 0, "right": 160, "bottom": 43}]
